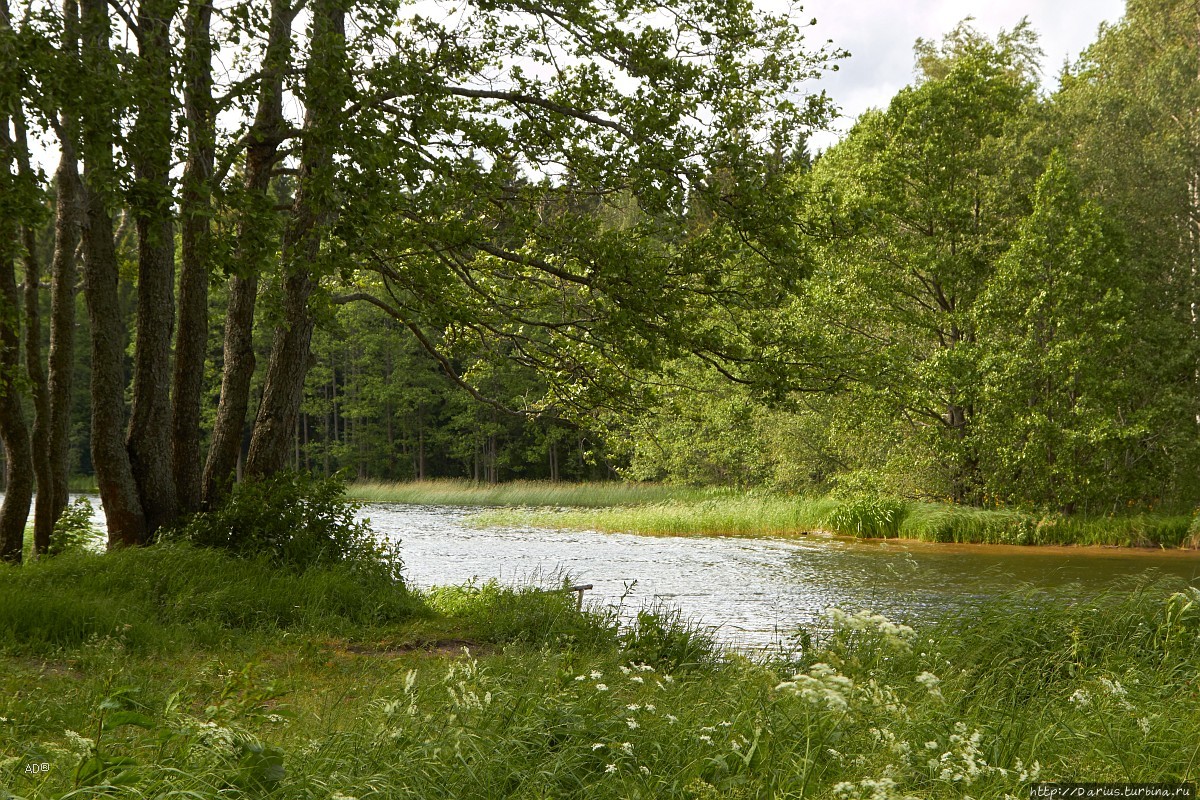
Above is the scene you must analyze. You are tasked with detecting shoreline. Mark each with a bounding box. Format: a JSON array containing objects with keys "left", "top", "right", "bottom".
[{"left": 346, "top": 480, "right": 1200, "bottom": 551}]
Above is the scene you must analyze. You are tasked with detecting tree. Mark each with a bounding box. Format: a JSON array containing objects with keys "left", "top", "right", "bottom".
[
  {"left": 796, "top": 22, "right": 1040, "bottom": 502},
  {"left": 974, "top": 156, "right": 1155, "bottom": 512}
]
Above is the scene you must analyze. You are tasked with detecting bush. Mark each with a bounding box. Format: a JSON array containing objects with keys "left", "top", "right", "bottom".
[
  {"left": 49, "top": 497, "right": 102, "bottom": 555},
  {"left": 167, "top": 472, "right": 399, "bottom": 575}
]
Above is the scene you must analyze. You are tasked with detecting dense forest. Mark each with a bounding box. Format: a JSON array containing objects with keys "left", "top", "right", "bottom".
[{"left": 0, "top": 0, "right": 1197, "bottom": 560}]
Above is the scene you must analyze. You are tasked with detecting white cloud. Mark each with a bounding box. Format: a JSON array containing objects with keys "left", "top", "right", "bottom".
[{"left": 791, "top": 0, "right": 1126, "bottom": 150}]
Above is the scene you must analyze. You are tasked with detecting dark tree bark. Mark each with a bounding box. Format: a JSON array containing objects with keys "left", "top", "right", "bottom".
[
  {"left": 80, "top": 0, "right": 145, "bottom": 547},
  {"left": 14, "top": 116, "right": 53, "bottom": 555},
  {"left": 202, "top": 0, "right": 296, "bottom": 505},
  {"left": 47, "top": 0, "right": 83, "bottom": 544},
  {"left": 245, "top": 0, "right": 347, "bottom": 477},
  {"left": 0, "top": 0, "right": 34, "bottom": 562},
  {"left": 173, "top": 0, "right": 215, "bottom": 515},
  {"left": 126, "top": 0, "right": 181, "bottom": 538}
]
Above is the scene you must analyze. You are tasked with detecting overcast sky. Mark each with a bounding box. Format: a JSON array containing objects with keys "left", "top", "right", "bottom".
[{"left": 796, "top": 0, "right": 1126, "bottom": 150}]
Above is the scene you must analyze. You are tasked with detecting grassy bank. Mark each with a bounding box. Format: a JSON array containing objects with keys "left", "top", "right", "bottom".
[
  {"left": 3, "top": 549, "right": 1200, "bottom": 797},
  {"left": 348, "top": 479, "right": 720, "bottom": 507},
  {"left": 476, "top": 496, "right": 1200, "bottom": 548}
]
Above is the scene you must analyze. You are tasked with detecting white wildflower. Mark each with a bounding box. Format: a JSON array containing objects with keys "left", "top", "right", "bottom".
[
  {"left": 1138, "top": 717, "right": 1152, "bottom": 735},
  {"left": 665, "top": 714, "right": 678, "bottom": 724},
  {"left": 592, "top": 743, "right": 605, "bottom": 751},
  {"left": 575, "top": 675, "right": 586, "bottom": 681},
  {"left": 775, "top": 662, "right": 854, "bottom": 712},
  {"left": 605, "top": 764, "right": 617, "bottom": 774},
  {"left": 635, "top": 663, "right": 655, "bottom": 672},
  {"left": 595, "top": 683, "right": 609, "bottom": 692},
  {"left": 827, "top": 609, "right": 916, "bottom": 652},
  {"left": 620, "top": 742, "right": 633, "bottom": 754},
  {"left": 639, "top": 765, "right": 651, "bottom": 775},
  {"left": 590, "top": 670, "right": 603, "bottom": 679},
  {"left": 1068, "top": 688, "right": 1091, "bottom": 707},
  {"left": 698, "top": 734, "right": 713, "bottom": 744},
  {"left": 833, "top": 776, "right": 917, "bottom": 800},
  {"left": 645, "top": 704, "right": 656, "bottom": 712},
  {"left": 63, "top": 730, "right": 95, "bottom": 755},
  {"left": 630, "top": 676, "right": 644, "bottom": 684},
  {"left": 619, "top": 666, "right": 632, "bottom": 675},
  {"left": 626, "top": 718, "right": 639, "bottom": 730}
]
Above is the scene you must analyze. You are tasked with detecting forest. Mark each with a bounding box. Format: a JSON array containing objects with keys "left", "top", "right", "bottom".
[
  {"left": 4, "top": 1, "right": 1200, "bottom": 797},
  {"left": 0, "top": 0, "right": 1198, "bottom": 558}
]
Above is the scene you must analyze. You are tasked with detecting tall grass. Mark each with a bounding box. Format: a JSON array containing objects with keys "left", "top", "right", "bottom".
[
  {"left": 480, "top": 496, "right": 838, "bottom": 537},
  {"left": 4, "top": 557, "right": 1199, "bottom": 798},
  {"left": 0, "top": 544, "right": 425, "bottom": 653},
  {"left": 476, "top": 495, "right": 1199, "bottom": 548},
  {"left": 348, "top": 479, "right": 720, "bottom": 507}
]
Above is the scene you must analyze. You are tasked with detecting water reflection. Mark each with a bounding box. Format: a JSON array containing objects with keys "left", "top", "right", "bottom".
[{"left": 364, "top": 504, "right": 1200, "bottom": 649}]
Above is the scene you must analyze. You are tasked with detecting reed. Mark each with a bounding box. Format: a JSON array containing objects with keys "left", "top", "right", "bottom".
[
  {"left": 348, "top": 479, "right": 719, "bottom": 507},
  {"left": 475, "top": 495, "right": 1199, "bottom": 548}
]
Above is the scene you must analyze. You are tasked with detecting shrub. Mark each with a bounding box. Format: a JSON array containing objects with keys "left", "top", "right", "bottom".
[
  {"left": 167, "top": 472, "right": 400, "bottom": 576},
  {"left": 49, "top": 498, "right": 102, "bottom": 555}
]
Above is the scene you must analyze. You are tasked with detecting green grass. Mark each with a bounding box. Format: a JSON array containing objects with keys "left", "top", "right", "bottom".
[
  {"left": 479, "top": 496, "right": 839, "bottom": 537},
  {"left": 348, "top": 479, "right": 721, "bottom": 507},
  {"left": 66, "top": 475, "right": 99, "bottom": 493},
  {"left": 474, "top": 495, "right": 1200, "bottom": 548},
  {"left": 3, "top": 548, "right": 1200, "bottom": 797}
]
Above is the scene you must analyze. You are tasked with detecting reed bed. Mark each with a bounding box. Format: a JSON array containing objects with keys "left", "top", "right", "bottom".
[
  {"left": 475, "top": 495, "right": 1200, "bottom": 548},
  {"left": 348, "top": 479, "right": 719, "bottom": 507}
]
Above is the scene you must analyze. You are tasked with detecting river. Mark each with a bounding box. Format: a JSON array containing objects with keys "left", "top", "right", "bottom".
[{"left": 363, "top": 503, "right": 1200, "bottom": 650}]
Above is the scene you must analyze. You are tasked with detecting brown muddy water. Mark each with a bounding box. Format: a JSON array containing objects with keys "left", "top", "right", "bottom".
[{"left": 363, "top": 504, "right": 1200, "bottom": 650}]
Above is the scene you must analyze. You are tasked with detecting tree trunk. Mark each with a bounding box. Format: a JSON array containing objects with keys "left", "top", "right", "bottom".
[
  {"left": 173, "top": 0, "right": 215, "bottom": 515},
  {"left": 14, "top": 116, "right": 53, "bottom": 555},
  {"left": 126, "top": 0, "right": 181, "bottom": 538},
  {"left": 0, "top": 2, "right": 34, "bottom": 561},
  {"left": 245, "top": 0, "right": 347, "bottom": 478},
  {"left": 47, "top": 0, "right": 82, "bottom": 546},
  {"left": 79, "top": 0, "right": 145, "bottom": 547},
  {"left": 47, "top": 149, "right": 82, "bottom": 538},
  {"left": 201, "top": 0, "right": 296, "bottom": 505}
]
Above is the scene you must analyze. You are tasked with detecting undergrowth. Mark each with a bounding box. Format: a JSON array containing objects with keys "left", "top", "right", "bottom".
[{"left": 2, "top": 559, "right": 1198, "bottom": 798}]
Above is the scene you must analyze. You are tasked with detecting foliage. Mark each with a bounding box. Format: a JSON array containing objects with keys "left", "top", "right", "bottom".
[
  {"left": 167, "top": 472, "right": 399, "bottom": 575},
  {"left": 47, "top": 498, "right": 100, "bottom": 556}
]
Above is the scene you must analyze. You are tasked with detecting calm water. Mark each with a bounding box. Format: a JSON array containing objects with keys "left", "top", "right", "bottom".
[{"left": 362, "top": 503, "right": 1200, "bottom": 649}]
